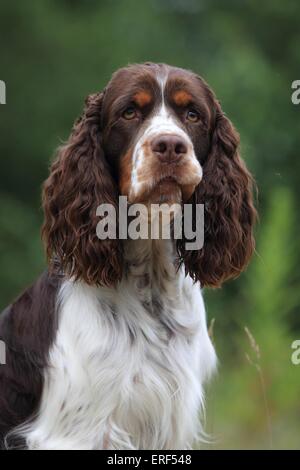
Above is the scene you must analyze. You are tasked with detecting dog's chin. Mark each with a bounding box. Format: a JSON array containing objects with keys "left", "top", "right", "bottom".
[
  {"left": 147, "top": 178, "right": 183, "bottom": 205},
  {"left": 144, "top": 177, "right": 196, "bottom": 205},
  {"left": 130, "top": 177, "right": 197, "bottom": 206}
]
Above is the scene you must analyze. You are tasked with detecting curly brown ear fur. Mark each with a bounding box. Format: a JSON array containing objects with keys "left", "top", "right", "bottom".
[
  {"left": 42, "top": 92, "right": 122, "bottom": 287},
  {"left": 178, "top": 101, "right": 257, "bottom": 288}
]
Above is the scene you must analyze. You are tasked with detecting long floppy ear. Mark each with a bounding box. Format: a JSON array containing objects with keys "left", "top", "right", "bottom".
[
  {"left": 42, "top": 92, "right": 122, "bottom": 287},
  {"left": 178, "top": 100, "right": 257, "bottom": 288}
]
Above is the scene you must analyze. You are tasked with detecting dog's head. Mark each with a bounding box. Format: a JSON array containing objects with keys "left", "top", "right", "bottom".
[{"left": 42, "top": 63, "right": 256, "bottom": 287}]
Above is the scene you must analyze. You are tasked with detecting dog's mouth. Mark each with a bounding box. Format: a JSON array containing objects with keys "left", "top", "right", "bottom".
[
  {"left": 159, "top": 175, "right": 178, "bottom": 185},
  {"left": 128, "top": 155, "right": 202, "bottom": 204},
  {"left": 154, "top": 170, "right": 202, "bottom": 201},
  {"left": 140, "top": 175, "right": 195, "bottom": 205},
  {"left": 161, "top": 175, "right": 183, "bottom": 192}
]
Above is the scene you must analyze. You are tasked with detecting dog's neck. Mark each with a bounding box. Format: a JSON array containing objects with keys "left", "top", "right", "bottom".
[
  {"left": 124, "top": 238, "right": 176, "bottom": 276},
  {"left": 123, "top": 238, "right": 181, "bottom": 302}
]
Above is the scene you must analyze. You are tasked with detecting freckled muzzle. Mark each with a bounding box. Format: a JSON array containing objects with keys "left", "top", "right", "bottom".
[{"left": 129, "top": 123, "right": 203, "bottom": 204}]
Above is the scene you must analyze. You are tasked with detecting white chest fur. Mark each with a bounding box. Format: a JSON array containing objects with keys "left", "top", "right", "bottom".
[{"left": 24, "top": 240, "right": 216, "bottom": 450}]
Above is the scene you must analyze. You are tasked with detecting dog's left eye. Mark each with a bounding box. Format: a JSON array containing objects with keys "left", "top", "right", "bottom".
[
  {"left": 186, "top": 109, "right": 200, "bottom": 123},
  {"left": 122, "top": 106, "right": 137, "bottom": 120}
]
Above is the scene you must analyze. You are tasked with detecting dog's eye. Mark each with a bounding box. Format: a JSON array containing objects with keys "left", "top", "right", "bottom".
[
  {"left": 186, "top": 109, "right": 200, "bottom": 123},
  {"left": 122, "top": 106, "right": 137, "bottom": 120}
]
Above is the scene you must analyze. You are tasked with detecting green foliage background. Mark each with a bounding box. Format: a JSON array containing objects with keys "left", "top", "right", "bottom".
[{"left": 0, "top": 0, "right": 299, "bottom": 449}]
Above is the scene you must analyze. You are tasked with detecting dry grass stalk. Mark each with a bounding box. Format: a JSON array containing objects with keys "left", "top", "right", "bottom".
[{"left": 244, "top": 326, "right": 273, "bottom": 450}]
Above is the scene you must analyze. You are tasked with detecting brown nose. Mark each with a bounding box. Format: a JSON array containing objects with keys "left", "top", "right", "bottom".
[{"left": 151, "top": 134, "right": 188, "bottom": 163}]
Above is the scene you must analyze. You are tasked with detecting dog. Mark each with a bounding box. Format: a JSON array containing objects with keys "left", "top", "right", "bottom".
[{"left": 0, "top": 63, "right": 256, "bottom": 449}]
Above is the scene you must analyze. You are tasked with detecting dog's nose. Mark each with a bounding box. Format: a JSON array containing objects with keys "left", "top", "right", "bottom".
[{"left": 151, "top": 134, "right": 188, "bottom": 163}]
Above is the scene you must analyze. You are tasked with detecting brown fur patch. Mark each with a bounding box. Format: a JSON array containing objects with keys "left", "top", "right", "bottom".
[
  {"left": 119, "top": 149, "right": 133, "bottom": 196},
  {"left": 133, "top": 91, "right": 152, "bottom": 107},
  {"left": 173, "top": 90, "right": 193, "bottom": 107},
  {"left": 181, "top": 183, "right": 197, "bottom": 201}
]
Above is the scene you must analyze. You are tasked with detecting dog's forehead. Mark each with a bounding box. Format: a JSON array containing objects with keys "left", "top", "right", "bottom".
[
  {"left": 108, "top": 64, "right": 159, "bottom": 92},
  {"left": 104, "top": 63, "right": 207, "bottom": 105}
]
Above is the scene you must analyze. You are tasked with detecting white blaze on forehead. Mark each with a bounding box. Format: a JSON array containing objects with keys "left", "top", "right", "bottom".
[
  {"left": 143, "top": 71, "right": 193, "bottom": 143},
  {"left": 143, "top": 103, "right": 192, "bottom": 142}
]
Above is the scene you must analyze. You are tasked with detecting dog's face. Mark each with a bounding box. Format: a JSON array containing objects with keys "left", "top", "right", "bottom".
[
  {"left": 42, "top": 63, "right": 257, "bottom": 288},
  {"left": 101, "top": 64, "right": 213, "bottom": 204}
]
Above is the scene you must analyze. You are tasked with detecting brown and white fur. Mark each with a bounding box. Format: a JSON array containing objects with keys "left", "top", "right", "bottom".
[{"left": 0, "top": 63, "right": 256, "bottom": 450}]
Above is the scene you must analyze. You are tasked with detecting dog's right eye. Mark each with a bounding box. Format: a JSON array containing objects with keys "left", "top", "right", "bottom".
[
  {"left": 186, "top": 109, "right": 200, "bottom": 123},
  {"left": 122, "top": 106, "right": 137, "bottom": 120}
]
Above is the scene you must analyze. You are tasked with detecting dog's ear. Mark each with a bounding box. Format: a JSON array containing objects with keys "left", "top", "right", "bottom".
[
  {"left": 178, "top": 99, "right": 257, "bottom": 288},
  {"left": 42, "top": 92, "right": 123, "bottom": 287}
]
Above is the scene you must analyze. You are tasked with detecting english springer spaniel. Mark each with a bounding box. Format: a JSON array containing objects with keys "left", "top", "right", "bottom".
[{"left": 0, "top": 63, "right": 256, "bottom": 450}]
